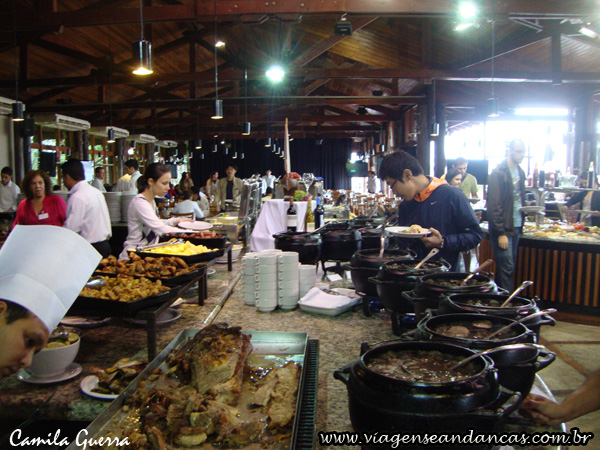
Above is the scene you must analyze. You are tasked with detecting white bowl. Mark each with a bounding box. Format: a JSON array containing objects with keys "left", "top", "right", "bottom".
[
  {"left": 28, "top": 335, "right": 80, "bottom": 378},
  {"left": 217, "top": 244, "right": 243, "bottom": 262}
]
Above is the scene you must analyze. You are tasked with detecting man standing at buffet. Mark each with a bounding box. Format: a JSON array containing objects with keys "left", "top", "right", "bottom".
[
  {"left": 92, "top": 166, "right": 106, "bottom": 192},
  {"left": 442, "top": 157, "right": 478, "bottom": 199},
  {"left": 0, "top": 166, "right": 20, "bottom": 211},
  {"left": 379, "top": 151, "right": 482, "bottom": 271},
  {"left": 367, "top": 170, "right": 378, "bottom": 194},
  {"left": 262, "top": 169, "right": 276, "bottom": 195},
  {"left": 215, "top": 164, "right": 243, "bottom": 213},
  {"left": 125, "top": 159, "right": 142, "bottom": 192},
  {"left": 62, "top": 159, "right": 112, "bottom": 258},
  {"left": 486, "top": 139, "right": 526, "bottom": 291}
]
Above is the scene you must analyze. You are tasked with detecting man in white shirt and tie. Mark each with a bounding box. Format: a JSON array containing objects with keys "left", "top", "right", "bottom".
[
  {"left": 62, "top": 159, "right": 112, "bottom": 257},
  {"left": 0, "top": 167, "right": 21, "bottom": 211},
  {"left": 92, "top": 167, "right": 106, "bottom": 192}
]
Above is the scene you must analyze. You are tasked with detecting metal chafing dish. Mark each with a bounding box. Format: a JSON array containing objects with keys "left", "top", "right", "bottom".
[{"left": 66, "top": 329, "right": 318, "bottom": 450}]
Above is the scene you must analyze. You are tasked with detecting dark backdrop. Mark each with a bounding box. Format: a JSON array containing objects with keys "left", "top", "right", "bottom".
[{"left": 189, "top": 138, "right": 352, "bottom": 190}]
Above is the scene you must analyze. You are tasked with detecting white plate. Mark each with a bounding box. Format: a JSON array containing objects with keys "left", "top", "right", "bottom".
[
  {"left": 80, "top": 375, "right": 118, "bottom": 400},
  {"left": 216, "top": 259, "right": 237, "bottom": 264},
  {"left": 207, "top": 268, "right": 216, "bottom": 276},
  {"left": 59, "top": 317, "right": 111, "bottom": 328},
  {"left": 124, "top": 308, "right": 182, "bottom": 326},
  {"left": 298, "top": 297, "right": 361, "bottom": 316},
  {"left": 178, "top": 221, "right": 213, "bottom": 231},
  {"left": 17, "top": 363, "right": 82, "bottom": 384},
  {"left": 386, "top": 226, "right": 432, "bottom": 238}
]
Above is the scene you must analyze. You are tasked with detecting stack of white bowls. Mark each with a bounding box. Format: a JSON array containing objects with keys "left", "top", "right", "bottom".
[
  {"left": 299, "top": 264, "right": 318, "bottom": 297},
  {"left": 242, "top": 252, "right": 278, "bottom": 312},
  {"left": 121, "top": 192, "right": 137, "bottom": 223},
  {"left": 278, "top": 252, "right": 300, "bottom": 310},
  {"left": 104, "top": 192, "right": 122, "bottom": 223}
]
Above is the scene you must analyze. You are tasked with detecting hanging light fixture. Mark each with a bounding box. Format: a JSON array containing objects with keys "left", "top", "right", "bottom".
[
  {"left": 264, "top": 137, "right": 272, "bottom": 147},
  {"left": 211, "top": 0, "right": 223, "bottom": 120},
  {"left": 11, "top": 5, "right": 23, "bottom": 122},
  {"left": 107, "top": 128, "right": 116, "bottom": 143},
  {"left": 242, "top": 68, "right": 251, "bottom": 135},
  {"left": 232, "top": 151, "right": 238, "bottom": 159},
  {"left": 12, "top": 102, "right": 23, "bottom": 122},
  {"left": 487, "top": 19, "right": 499, "bottom": 117},
  {"left": 132, "top": 0, "right": 152, "bottom": 75},
  {"left": 195, "top": 139, "right": 202, "bottom": 149}
]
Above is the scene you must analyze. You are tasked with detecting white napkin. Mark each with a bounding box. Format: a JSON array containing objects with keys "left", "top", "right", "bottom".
[{"left": 298, "top": 287, "right": 358, "bottom": 309}]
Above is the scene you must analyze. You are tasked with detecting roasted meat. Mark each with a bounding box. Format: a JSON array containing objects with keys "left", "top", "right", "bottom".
[{"left": 251, "top": 361, "right": 301, "bottom": 427}]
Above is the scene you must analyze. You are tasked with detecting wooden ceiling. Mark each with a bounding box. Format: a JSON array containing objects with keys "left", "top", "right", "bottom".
[{"left": 0, "top": 0, "right": 598, "bottom": 142}]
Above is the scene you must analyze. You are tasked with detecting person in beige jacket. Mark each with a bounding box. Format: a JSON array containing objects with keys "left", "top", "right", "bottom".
[{"left": 214, "top": 164, "right": 243, "bottom": 213}]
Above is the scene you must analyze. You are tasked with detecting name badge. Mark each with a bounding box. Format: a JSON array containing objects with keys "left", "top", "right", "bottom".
[{"left": 38, "top": 213, "right": 49, "bottom": 220}]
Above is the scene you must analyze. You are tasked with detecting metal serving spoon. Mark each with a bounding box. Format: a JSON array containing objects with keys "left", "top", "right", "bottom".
[
  {"left": 499, "top": 280, "right": 534, "bottom": 307},
  {"left": 461, "top": 259, "right": 494, "bottom": 286},
  {"left": 413, "top": 248, "right": 440, "bottom": 270},
  {"left": 485, "top": 309, "right": 556, "bottom": 340},
  {"left": 449, "top": 343, "right": 546, "bottom": 371},
  {"left": 85, "top": 276, "right": 107, "bottom": 290}
]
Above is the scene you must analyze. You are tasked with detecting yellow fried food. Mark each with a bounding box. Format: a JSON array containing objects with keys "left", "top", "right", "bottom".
[
  {"left": 143, "top": 241, "right": 216, "bottom": 256},
  {"left": 80, "top": 276, "right": 169, "bottom": 302}
]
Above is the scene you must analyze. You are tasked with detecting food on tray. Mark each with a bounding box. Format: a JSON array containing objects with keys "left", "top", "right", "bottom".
[
  {"left": 405, "top": 224, "right": 427, "bottom": 233},
  {"left": 80, "top": 275, "right": 169, "bottom": 302},
  {"left": 44, "top": 328, "right": 79, "bottom": 349},
  {"left": 163, "top": 230, "right": 224, "bottom": 239},
  {"left": 366, "top": 349, "right": 477, "bottom": 382},
  {"left": 425, "top": 277, "right": 485, "bottom": 287},
  {"left": 88, "top": 358, "right": 147, "bottom": 395},
  {"left": 91, "top": 324, "right": 301, "bottom": 449},
  {"left": 433, "top": 320, "right": 516, "bottom": 340},
  {"left": 97, "top": 254, "right": 198, "bottom": 278},
  {"left": 142, "top": 240, "right": 216, "bottom": 256}
]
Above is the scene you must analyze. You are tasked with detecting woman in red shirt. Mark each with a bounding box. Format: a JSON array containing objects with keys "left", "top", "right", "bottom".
[{"left": 13, "top": 170, "right": 67, "bottom": 227}]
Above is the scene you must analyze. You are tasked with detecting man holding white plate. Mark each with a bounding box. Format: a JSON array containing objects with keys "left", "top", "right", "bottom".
[{"left": 379, "top": 151, "right": 482, "bottom": 271}]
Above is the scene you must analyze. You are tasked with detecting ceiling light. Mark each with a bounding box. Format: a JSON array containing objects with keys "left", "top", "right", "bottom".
[
  {"left": 242, "top": 122, "right": 251, "bottom": 136},
  {"left": 220, "top": 138, "right": 226, "bottom": 145},
  {"left": 266, "top": 65, "right": 285, "bottom": 83},
  {"left": 240, "top": 152, "right": 244, "bottom": 159},
  {"left": 487, "top": 97, "right": 499, "bottom": 118},
  {"left": 579, "top": 26, "right": 598, "bottom": 39},
  {"left": 195, "top": 139, "right": 202, "bottom": 149},
  {"left": 132, "top": 40, "right": 153, "bottom": 75},
  {"left": 215, "top": 40, "right": 225, "bottom": 48},
  {"left": 430, "top": 123, "right": 440, "bottom": 137},
  {"left": 242, "top": 68, "right": 251, "bottom": 136},
  {"left": 487, "top": 20, "right": 499, "bottom": 118},
  {"left": 11, "top": 102, "right": 24, "bottom": 122},
  {"left": 213, "top": 143, "right": 218, "bottom": 152},
  {"left": 458, "top": 2, "right": 477, "bottom": 20},
  {"left": 107, "top": 128, "right": 116, "bottom": 143},
  {"left": 232, "top": 151, "right": 237, "bottom": 159},
  {"left": 334, "top": 14, "right": 353, "bottom": 36},
  {"left": 264, "top": 138, "right": 272, "bottom": 147},
  {"left": 212, "top": 99, "right": 223, "bottom": 120}
]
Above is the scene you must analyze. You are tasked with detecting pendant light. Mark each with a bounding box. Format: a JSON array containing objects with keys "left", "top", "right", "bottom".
[
  {"left": 211, "top": 0, "right": 223, "bottom": 119},
  {"left": 430, "top": 79, "right": 440, "bottom": 136},
  {"left": 265, "top": 137, "right": 272, "bottom": 147},
  {"left": 132, "top": 0, "right": 152, "bottom": 75},
  {"left": 107, "top": 128, "right": 116, "bottom": 143},
  {"left": 242, "top": 68, "right": 251, "bottom": 135},
  {"left": 487, "top": 19, "right": 499, "bottom": 117},
  {"left": 195, "top": 139, "right": 202, "bottom": 149}
]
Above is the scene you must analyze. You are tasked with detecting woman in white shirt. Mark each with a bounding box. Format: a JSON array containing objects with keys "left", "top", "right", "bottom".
[{"left": 120, "top": 163, "right": 190, "bottom": 259}]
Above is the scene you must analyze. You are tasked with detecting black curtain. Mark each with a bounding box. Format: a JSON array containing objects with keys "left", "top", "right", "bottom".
[{"left": 190, "top": 138, "right": 352, "bottom": 190}]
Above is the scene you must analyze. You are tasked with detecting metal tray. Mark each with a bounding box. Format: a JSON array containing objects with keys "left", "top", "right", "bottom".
[
  {"left": 72, "top": 284, "right": 182, "bottom": 316},
  {"left": 66, "top": 329, "right": 314, "bottom": 450},
  {"left": 160, "top": 234, "right": 230, "bottom": 249}
]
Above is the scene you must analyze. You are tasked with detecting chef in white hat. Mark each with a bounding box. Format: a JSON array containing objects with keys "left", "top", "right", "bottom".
[{"left": 0, "top": 225, "right": 101, "bottom": 378}]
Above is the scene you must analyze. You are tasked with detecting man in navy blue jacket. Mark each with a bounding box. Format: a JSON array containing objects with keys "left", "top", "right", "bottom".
[{"left": 379, "top": 151, "right": 482, "bottom": 271}]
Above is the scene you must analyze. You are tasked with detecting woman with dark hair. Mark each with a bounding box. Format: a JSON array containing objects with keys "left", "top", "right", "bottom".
[
  {"left": 177, "top": 172, "right": 194, "bottom": 196},
  {"left": 446, "top": 168, "right": 463, "bottom": 188},
  {"left": 120, "top": 163, "right": 191, "bottom": 259},
  {"left": 13, "top": 170, "right": 67, "bottom": 227}
]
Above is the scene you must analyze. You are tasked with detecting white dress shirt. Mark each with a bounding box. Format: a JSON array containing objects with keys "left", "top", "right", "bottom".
[
  {"left": 92, "top": 177, "right": 106, "bottom": 192},
  {"left": 172, "top": 199, "right": 204, "bottom": 220},
  {"left": 0, "top": 180, "right": 21, "bottom": 210},
  {"left": 64, "top": 181, "right": 112, "bottom": 244},
  {"left": 127, "top": 171, "right": 142, "bottom": 193},
  {"left": 115, "top": 174, "right": 131, "bottom": 192},
  {"left": 262, "top": 174, "right": 275, "bottom": 190},
  {"left": 120, "top": 194, "right": 184, "bottom": 259}
]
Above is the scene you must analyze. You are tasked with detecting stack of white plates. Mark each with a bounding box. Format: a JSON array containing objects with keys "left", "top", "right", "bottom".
[
  {"left": 277, "top": 252, "right": 300, "bottom": 310},
  {"left": 243, "top": 252, "right": 278, "bottom": 312},
  {"left": 121, "top": 193, "right": 136, "bottom": 223},
  {"left": 299, "top": 264, "right": 317, "bottom": 297},
  {"left": 104, "top": 192, "right": 122, "bottom": 223}
]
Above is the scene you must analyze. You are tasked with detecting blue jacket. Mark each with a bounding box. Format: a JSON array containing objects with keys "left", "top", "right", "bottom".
[{"left": 395, "top": 182, "right": 482, "bottom": 271}]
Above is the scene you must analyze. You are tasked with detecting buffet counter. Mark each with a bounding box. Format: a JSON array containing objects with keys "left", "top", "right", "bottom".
[{"left": 480, "top": 223, "right": 600, "bottom": 316}]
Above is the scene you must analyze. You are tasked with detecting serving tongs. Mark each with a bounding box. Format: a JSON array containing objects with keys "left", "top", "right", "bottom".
[
  {"left": 375, "top": 214, "right": 398, "bottom": 230},
  {"left": 449, "top": 343, "right": 546, "bottom": 371},
  {"left": 499, "top": 280, "right": 534, "bottom": 307},
  {"left": 460, "top": 259, "right": 494, "bottom": 286},
  {"left": 485, "top": 308, "right": 557, "bottom": 340},
  {"left": 136, "top": 238, "right": 185, "bottom": 252}
]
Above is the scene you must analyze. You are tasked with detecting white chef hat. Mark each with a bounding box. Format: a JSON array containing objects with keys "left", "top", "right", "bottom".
[{"left": 0, "top": 225, "right": 102, "bottom": 333}]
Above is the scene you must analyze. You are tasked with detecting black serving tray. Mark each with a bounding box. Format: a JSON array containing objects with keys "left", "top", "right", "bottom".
[
  {"left": 94, "top": 264, "right": 207, "bottom": 286},
  {"left": 73, "top": 284, "right": 182, "bottom": 316}
]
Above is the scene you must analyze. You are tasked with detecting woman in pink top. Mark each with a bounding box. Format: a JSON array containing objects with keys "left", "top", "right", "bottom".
[{"left": 13, "top": 170, "right": 66, "bottom": 227}]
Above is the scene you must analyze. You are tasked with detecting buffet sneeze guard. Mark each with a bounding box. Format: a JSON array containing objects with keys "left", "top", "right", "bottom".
[{"left": 65, "top": 329, "right": 319, "bottom": 450}]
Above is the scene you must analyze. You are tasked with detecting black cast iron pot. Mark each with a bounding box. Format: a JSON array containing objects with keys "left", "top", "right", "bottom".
[
  {"left": 273, "top": 231, "right": 321, "bottom": 265},
  {"left": 320, "top": 229, "right": 362, "bottom": 262},
  {"left": 493, "top": 348, "right": 555, "bottom": 397},
  {"left": 346, "top": 249, "right": 415, "bottom": 297},
  {"left": 357, "top": 227, "right": 391, "bottom": 250},
  {"left": 379, "top": 259, "right": 451, "bottom": 281},
  {"left": 334, "top": 340, "right": 521, "bottom": 445},
  {"left": 416, "top": 313, "right": 537, "bottom": 351},
  {"left": 369, "top": 277, "right": 417, "bottom": 312},
  {"left": 350, "top": 216, "right": 387, "bottom": 229},
  {"left": 438, "top": 293, "right": 556, "bottom": 339},
  {"left": 414, "top": 272, "right": 499, "bottom": 301}
]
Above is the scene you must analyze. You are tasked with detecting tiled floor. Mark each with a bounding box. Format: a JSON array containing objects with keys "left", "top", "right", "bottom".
[{"left": 537, "top": 320, "right": 600, "bottom": 449}]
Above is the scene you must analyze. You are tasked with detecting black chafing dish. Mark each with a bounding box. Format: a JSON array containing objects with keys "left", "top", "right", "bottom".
[
  {"left": 65, "top": 329, "right": 319, "bottom": 450},
  {"left": 135, "top": 239, "right": 226, "bottom": 263}
]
